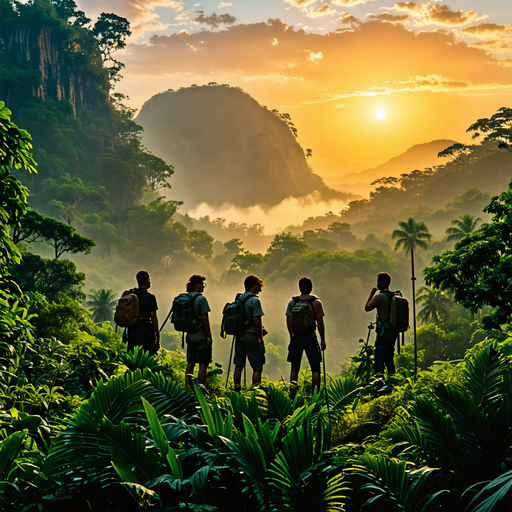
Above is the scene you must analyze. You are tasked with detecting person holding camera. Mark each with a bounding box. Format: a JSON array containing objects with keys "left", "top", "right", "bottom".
[
  {"left": 233, "top": 274, "right": 266, "bottom": 387},
  {"left": 365, "top": 271, "right": 397, "bottom": 376}
]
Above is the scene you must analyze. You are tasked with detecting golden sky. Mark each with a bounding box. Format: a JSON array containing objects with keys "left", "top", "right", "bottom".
[{"left": 78, "top": 0, "right": 512, "bottom": 176}]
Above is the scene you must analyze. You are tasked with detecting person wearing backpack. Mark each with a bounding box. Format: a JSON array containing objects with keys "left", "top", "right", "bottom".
[
  {"left": 285, "top": 277, "right": 326, "bottom": 396},
  {"left": 232, "top": 274, "right": 265, "bottom": 389},
  {"left": 365, "top": 272, "right": 398, "bottom": 376},
  {"left": 126, "top": 270, "right": 160, "bottom": 355},
  {"left": 182, "top": 275, "right": 213, "bottom": 386}
]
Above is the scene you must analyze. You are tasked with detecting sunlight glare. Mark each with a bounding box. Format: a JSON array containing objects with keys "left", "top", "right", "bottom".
[{"left": 375, "top": 109, "right": 386, "bottom": 120}]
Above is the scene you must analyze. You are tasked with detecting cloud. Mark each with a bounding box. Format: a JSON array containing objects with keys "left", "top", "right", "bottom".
[
  {"left": 426, "top": 4, "right": 477, "bottom": 26},
  {"left": 309, "top": 51, "right": 323, "bottom": 62},
  {"left": 284, "top": 0, "right": 316, "bottom": 7},
  {"left": 367, "top": 12, "right": 409, "bottom": 24},
  {"left": 391, "top": 2, "right": 478, "bottom": 27},
  {"left": 193, "top": 11, "right": 237, "bottom": 28},
  {"left": 303, "top": 73, "right": 512, "bottom": 104},
  {"left": 218, "top": 2, "right": 232, "bottom": 7},
  {"left": 122, "top": 19, "right": 512, "bottom": 106},
  {"left": 310, "top": 4, "right": 334, "bottom": 18},
  {"left": 392, "top": 2, "right": 426, "bottom": 15},
  {"left": 332, "top": 0, "right": 374, "bottom": 6},
  {"left": 462, "top": 23, "right": 512, "bottom": 38},
  {"left": 339, "top": 13, "right": 360, "bottom": 25},
  {"left": 76, "top": 0, "right": 184, "bottom": 37},
  {"left": 469, "top": 40, "right": 512, "bottom": 53}
]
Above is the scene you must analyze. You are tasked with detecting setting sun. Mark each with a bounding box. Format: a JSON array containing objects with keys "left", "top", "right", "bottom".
[{"left": 376, "top": 109, "right": 386, "bottom": 120}]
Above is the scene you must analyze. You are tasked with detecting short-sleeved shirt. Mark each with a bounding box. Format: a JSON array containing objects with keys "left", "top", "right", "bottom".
[
  {"left": 285, "top": 294, "right": 325, "bottom": 320},
  {"left": 239, "top": 292, "right": 264, "bottom": 333},
  {"left": 186, "top": 291, "right": 211, "bottom": 343},
  {"left": 128, "top": 288, "right": 158, "bottom": 342},
  {"left": 366, "top": 289, "right": 391, "bottom": 322}
]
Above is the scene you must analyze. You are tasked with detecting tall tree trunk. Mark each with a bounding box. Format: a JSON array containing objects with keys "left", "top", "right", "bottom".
[{"left": 411, "top": 247, "right": 418, "bottom": 377}]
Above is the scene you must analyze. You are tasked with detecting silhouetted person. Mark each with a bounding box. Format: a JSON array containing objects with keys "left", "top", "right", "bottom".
[
  {"left": 127, "top": 270, "right": 160, "bottom": 355},
  {"left": 184, "top": 275, "right": 213, "bottom": 386},
  {"left": 286, "top": 277, "right": 326, "bottom": 397},
  {"left": 365, "top": 272, "right": 397, "bottom": 376},
  {"left": 233, "top": 275, "right": 265, "bottom": 388}
]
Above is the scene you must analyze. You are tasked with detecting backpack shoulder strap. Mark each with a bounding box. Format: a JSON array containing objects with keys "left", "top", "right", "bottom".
[
  {"left": 240, "top": 293, "right": 255, "bottom": 306},
  {"left": 306, "top": 296, "right": 317, "bottom": 304},
  {"left": 292, "top": 296, "right": 300, "bottom": 303},
  {"left": 190, "top": 293, "right": 201, "bottom": 315},
  {"left": 382, "top": 290, "right": 394, "bottom": 303}
]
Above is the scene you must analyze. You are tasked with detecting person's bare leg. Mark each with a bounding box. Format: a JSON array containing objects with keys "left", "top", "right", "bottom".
[
  {"left": 185, "top": 362, "right": 195, "bottom": 386},
  {"left": 252, "top": 370, "right": 262, "bottom": 384},
  {"left": 290, "top": 366, "right": 299, "bottom": 398},
  {"left": 198, "top": 363, "right": 208, "bottom": 385},
  {"left": 234, "top": 365, "right": 243, "bottom": 386},
  {"left": 312, "top": 371, "right": 321, "bottom": 393}
]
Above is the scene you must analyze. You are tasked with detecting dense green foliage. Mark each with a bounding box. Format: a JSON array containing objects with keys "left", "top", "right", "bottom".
[
  {"left": 1, "top": 3, "right": 512, "bottom": 510},
  {"left": 425, "top": 182, "right": 512, "bottom": 329}
]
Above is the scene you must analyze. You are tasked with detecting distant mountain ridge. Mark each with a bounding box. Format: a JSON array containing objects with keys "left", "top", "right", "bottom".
[
  {"left": 137, "top": 85, "right": 356, "bottom": 209},
  {"left": 326, "top": 139, "right": 458, "bottom": 195}
]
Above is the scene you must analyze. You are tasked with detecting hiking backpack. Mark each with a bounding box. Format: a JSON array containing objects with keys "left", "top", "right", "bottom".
[
  {"left": 114, "top": 289, "right": 142, "bottom": 328},
  {"left": 290, "top": 296, "right": 316, "bottom": 334},
  {"left": 221, "top": 293, "right": 255, "bottom": 336},
  {"left": 383, "top": 290, "right": 409, "bottom": 332},
  {"left": 170, "top": 293, "right": 202, "bottom": 333}
]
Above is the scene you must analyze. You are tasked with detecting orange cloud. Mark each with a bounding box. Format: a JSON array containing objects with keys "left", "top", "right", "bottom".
[
  {"left": 391, "top": 2, "right": 478, "bottom": 27},
  {"left": 310, "top": 4, "right": 334, "bottom": 18},
  {"left": 470, "top": 40, "right": 512, "bottom": 53},
  {"left": 462, "top": 23, "right": 512, "bottom": 37},
  {"left": 367, "top": 12, "right": 409, "bottom": 24},
  {"left": 123, "top": 19, "right": 512, "bottom": 91},
  {"left": 339, "top": 13, "right": 361, "bottom": 25},
  {"left": 76, "top": 0, "right": 184, "bottom": 36},
  {"left": 332, "top": 0, "right": 374, "bottom": 6},
  {"left": 427, "top": 4, "right": 477, "bottom": 26},
  {"left": 393, "top": 2, "right": 426, "bottom": 16},
  {"left": 284, "top": 0, "right": 316, "bottom": 6}
]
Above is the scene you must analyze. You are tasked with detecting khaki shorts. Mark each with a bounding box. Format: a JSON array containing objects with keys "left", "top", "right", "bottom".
[
  {"left": 234, "top": 332, "right": 265, "bottom": 370},
  {"left": 186, "top": 337, "right": 212, "bottom": 365}
]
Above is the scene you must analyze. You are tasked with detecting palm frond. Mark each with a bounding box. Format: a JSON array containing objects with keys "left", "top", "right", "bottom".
[
  {"left": 263, "top": 384, "right": 293, "bottom": 422},
  {"left": 461, "top": 344, "right": 503, "bottom": 408},
  {"left": 464, "top": 469, "right": 512, "bottom": 512},
  {"left": 327, "top": 376, "right": 362, "bottom": 411}
]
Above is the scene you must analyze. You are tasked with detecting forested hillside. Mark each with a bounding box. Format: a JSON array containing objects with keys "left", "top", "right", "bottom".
[
  {"left": 1, "top": 1, "right": 512, "bottom": 509},
  {"left": 137, "top": 84, "right": 353, "bottom": 208}
]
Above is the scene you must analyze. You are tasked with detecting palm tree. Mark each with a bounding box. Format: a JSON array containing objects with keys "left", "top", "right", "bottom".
[
  {"left": 415, "top": 286, "right": 452, "bottom": 324},
  {"left": 444, "top": 214, "right": 482, "bottom": 243},
  {"left": 84, "top": 288, "right": 118, "bottom": 324},
  {"left": 392, "top": 218, "right": 432, "bottom": 376}
]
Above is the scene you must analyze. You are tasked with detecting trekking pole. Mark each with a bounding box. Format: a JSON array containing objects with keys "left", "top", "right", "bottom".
[
  {"left": 225, "top": 336, "right": 235, "bottom": 387},
  {"left": 159, "top": 306, "right": 173, "bottom": 333},
  {"left": 322, "top": 347, "right": 331, "bottom": 427},
  {"left": 360, "top": 321, "right": 375, "bottom": 385}
]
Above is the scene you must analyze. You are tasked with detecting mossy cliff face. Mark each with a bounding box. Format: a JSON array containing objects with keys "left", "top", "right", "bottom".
[{"left": 0, "top": 0, "right": 108, "bottom": 116}]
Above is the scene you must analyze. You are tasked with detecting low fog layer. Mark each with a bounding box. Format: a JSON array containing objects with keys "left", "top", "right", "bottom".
[
  {"left": 136, "top": 85, "right": 355, "bottom": 209},
  {"left": 189, "top": 192, "right": 350, "bottom": 235}
]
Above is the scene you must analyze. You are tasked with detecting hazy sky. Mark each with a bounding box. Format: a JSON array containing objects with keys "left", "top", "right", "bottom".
[{"left": 77, "top": 0, "right": 512, "bottom": 175}]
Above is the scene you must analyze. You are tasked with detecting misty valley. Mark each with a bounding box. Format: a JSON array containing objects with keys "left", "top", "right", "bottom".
[{"left": 1, "top": 1, "right": 512, "bottom": 511}]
